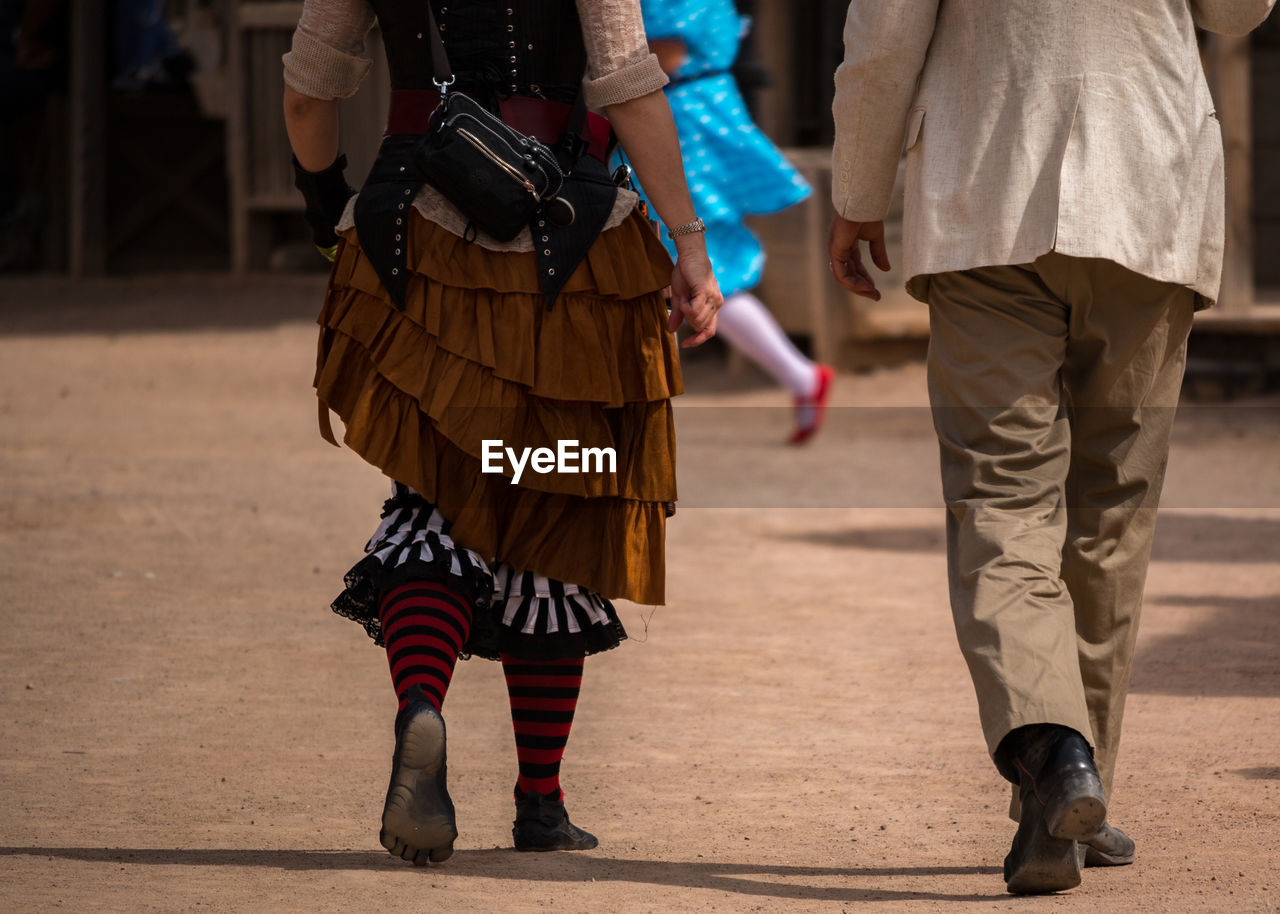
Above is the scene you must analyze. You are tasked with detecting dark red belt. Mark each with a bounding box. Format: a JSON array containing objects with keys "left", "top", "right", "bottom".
[{"left": 385, "top": 89, "right": 613, "bottom": 163}]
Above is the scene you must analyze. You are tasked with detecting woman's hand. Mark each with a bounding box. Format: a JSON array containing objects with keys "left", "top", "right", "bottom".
[
  {"left": 604, "top": 88, "right": 716, "bottom": 342},
  {"left": 667, "top": 242, "right": 722, "bottom": 348}
]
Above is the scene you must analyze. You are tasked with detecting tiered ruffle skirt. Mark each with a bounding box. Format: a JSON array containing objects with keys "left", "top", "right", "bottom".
[{"left": 315, "top": 207, "right": 682, "bottom": 659}]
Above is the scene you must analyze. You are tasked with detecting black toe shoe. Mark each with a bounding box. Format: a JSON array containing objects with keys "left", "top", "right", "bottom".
[
  {"left": 379, "top": 690, "right": 457, "bottom": 866},
  {"left": 998, "top": 725, "right": 1107, "bottom": 895},
  {"left": 1079, "top": 822, "right": 1135, "bottom": 868},
  {"left": 512, "top": 790, "right": 599, "bottom": 852}
]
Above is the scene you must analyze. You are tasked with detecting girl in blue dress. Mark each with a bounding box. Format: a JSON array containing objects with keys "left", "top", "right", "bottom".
[{"left": 634, "top": 0, "right": 834, "bottom": 443}]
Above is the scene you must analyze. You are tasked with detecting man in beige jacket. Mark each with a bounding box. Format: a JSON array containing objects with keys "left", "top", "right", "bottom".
[{"left": 828, "top": 0, "right": 1275, "bottom": 896}]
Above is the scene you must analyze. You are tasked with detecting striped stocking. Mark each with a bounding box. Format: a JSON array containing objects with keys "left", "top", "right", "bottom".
[
  {"left": 501, "top": 654, "right": 584, "bottom": 801},
  {"left": 378, "top": 581, "right": 473, "bottom": 713}
]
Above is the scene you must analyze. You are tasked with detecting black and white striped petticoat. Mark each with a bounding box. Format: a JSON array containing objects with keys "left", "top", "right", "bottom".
[{"left": 330, "top": 483, "right": 628, "bottom": 660}]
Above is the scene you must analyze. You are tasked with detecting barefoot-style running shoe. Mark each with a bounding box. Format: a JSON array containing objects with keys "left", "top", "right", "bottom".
[
  {"left": 380, "top": 690, "right": 457, "bottom": 866},
  {"left": 512, "top": 789, "right": 599, "bottom": 851},
  {"left": 789, "top": 363, "right": 835, "bottom": 445}
]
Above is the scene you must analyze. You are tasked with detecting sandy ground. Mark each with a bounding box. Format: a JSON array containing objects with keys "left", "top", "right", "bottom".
[{"left": 1, "top": 276, "right": 1278, "bottom": 913}]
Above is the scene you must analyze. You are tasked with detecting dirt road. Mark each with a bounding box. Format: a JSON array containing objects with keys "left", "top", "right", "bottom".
[{"left": 1, "top": 277, "right": 1278, "bottom": 912}]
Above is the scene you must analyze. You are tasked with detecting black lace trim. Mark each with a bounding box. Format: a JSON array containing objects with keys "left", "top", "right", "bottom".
[{"left": 331, "top": 544, "right": 494, "bottom": 647}]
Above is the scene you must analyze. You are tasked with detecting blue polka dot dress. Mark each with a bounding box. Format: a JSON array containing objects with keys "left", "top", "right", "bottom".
[{"left": 628, "top": 0, "right": 811, "bottom": 295}]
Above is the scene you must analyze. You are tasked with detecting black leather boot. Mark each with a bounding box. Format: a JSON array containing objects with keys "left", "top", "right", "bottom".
[
  {"left": 512, "top": 790, "right": 599, "bottom": 852},
  {"left": 997, "top": 724, "right": 1107, "bottom": 894},
  {"left": 1079, "top": 822, "right": 1136, "bottom": 867},
  {"left": 379, "top": 687, "right": 457, "bottom": 866}
]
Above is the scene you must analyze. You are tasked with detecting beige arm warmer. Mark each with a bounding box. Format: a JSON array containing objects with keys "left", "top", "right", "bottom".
[
  {"left": 282, "top": 0, "right": 377, "bottom": 100},
  {"left": 578, "top": 0, "right": 669, "bottom": 108}
]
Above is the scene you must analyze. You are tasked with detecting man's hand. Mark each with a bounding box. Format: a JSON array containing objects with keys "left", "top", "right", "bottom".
[{"left": 828, "top": 215, "right": 891, "bottom": 301}]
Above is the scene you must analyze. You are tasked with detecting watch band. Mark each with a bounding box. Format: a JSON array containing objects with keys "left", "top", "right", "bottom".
[{"left": 667, "top": 217, "right": 706, "bottom": 239}]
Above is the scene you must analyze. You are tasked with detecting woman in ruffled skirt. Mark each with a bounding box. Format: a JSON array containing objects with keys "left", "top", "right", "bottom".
[{"left": 283, "top": 0, "right": 720, "bottom": 865}]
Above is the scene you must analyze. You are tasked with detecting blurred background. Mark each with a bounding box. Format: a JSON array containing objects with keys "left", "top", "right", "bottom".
[{"left": 1, "top": 0, "right": 1279, "bottom": 382}]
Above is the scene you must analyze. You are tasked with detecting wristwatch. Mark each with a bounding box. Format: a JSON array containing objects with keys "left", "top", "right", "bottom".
[{"left": 667, "top": 217, "right": 706, "bottom": 239}]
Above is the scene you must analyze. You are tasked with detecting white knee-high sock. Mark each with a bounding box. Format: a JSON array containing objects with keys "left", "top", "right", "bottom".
[{"left": 716, "top": 291, "right": 817, "bottom": 397}]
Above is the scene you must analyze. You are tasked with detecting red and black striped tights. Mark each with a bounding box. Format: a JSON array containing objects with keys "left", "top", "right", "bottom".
[{"left": 378, "top": 582, "right": 582, "bottom": 801}]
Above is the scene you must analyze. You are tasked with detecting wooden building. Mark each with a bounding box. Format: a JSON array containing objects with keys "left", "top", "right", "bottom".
[{"left": 53, "top": 0, "right": 1279, "bottom": 366}]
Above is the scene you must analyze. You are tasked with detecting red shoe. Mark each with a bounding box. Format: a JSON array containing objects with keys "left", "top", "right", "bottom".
[{"left": 789, "top": 363, "right": 835, "bottom": 445}]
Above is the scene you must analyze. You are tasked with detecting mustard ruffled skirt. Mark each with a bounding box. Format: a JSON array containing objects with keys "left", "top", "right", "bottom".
[{"left": 316, "top": 206, "right": 682, "bottom": 658}]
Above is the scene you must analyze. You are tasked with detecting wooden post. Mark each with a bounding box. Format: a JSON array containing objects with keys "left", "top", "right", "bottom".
[
  {"left": 226, "top": 1, "right": 251, "bottom": 274},
  {"left": 68, "top": 0, "right": 106, "bottom": 276},
  {"left": 752, "top": 0, "right": 795, "bottom": 143},
  {"left": 1210, "top": 33, "right": 1255, "bottom": 315},
  {"left": 805, "top": 155, "right": 837, "bottom": 365}
]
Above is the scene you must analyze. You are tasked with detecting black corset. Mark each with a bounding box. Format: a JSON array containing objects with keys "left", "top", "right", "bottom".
[{"left": 371, "top": 0, "right": 587, "bottom": 105}]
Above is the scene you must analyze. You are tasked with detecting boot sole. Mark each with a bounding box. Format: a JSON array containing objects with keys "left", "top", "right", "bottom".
[
  {"left": 1045, "top": 772, "right": 1107, "bottom": 842},
  {"left": 1082, "top": 845, "right": 1135, "bottom": 867},
  {"left": 1006, "top": 834, "right": 1081, "bottom": 895},
  {"left": 513, "top": 834, "right": 599, "bottom": 852},
  {"left": 380, "top": 708, "right": 455, "bottom": 865}
]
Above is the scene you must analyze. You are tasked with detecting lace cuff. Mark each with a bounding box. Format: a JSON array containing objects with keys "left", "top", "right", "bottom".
[{"left": 583, "top": 53, "right": 669, "bottom": 108}]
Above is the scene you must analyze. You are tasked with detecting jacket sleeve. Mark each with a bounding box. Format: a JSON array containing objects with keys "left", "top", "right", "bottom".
[
  {"left": 1191, "top": 0, "right": 1276, "bottom": 36},
  {"left": 282, "top": 0, "right": 377, "bottom": 101},
  {"left": 830, "top": 0, "right": 940, "bottom": 222},
  {"left": 578, "top": 0, "right": 669, "bottom": 108}
]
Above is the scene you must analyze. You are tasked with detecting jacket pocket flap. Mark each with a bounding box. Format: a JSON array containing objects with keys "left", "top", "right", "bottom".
[{"left": 904, "top": 107, "right": 925, "bottom": 151}]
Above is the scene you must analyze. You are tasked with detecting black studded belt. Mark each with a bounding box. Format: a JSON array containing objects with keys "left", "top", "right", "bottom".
[{"left": 353, "top": 91, "right": 620, "bottom": 311}]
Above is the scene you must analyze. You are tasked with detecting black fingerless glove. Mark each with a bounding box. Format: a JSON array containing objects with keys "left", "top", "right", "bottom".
[{"left": 292, "top": 154, "right": 356, "bottom": 257}]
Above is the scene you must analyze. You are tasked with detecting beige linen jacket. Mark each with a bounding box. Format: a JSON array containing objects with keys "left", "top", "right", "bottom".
[{"left": 831, "top": 1, "right": 1275, "bottom": 306}]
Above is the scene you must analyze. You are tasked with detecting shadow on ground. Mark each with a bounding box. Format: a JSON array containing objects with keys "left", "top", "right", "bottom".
[
  {"left": 0, "top": 847, "right": 1005, "bottom": 903},
  {"left": 1233, "top": 767, "right": 1280, "bottom": 780},
  {"left": 775, "top": 515, "right": 1280, "bottom": 699},
  {"left": 776, "top": 514, "right": 1280, "bottom": 565},
  {"left": 1131, "top": 593, "right": 1280, "bottom": 697},
  {"left": 0, "top": 277, "right": 328, "bottom": 336}
]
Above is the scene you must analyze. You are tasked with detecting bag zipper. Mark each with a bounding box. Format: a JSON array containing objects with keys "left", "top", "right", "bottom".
[
  {"left": 443, "top": 104, "right": 565, "bottom": 194},
  {"left": 446, "top": 108, "right": 561, "bottom": 170},
  {"left": 456, "top": 127, "right": 539, "bottom": 195}
]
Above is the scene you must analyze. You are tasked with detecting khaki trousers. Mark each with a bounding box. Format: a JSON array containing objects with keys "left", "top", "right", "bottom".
[{"left": 925, "top": 253, "right": 1195, "bottom": 809}]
